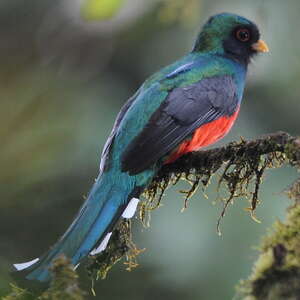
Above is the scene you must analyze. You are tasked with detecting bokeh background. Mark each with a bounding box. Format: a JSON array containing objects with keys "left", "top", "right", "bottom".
[{"left": 0, "top": 0, "right": 299, "bottom": 299}]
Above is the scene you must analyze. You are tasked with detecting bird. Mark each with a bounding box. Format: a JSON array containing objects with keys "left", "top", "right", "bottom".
[{"left": 13, "top": 12, "right": 269, "bottom": 282}]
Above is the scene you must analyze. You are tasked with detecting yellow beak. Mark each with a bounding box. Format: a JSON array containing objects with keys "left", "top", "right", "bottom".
[{"left": 252, "top": 39, "right": 269, "bottom": 53}]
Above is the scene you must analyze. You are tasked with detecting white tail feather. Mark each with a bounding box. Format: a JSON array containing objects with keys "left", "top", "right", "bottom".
[
  {"left": 89, "top": 198, "right": 140, "bottom": 256},
  {"left": 122, "top": 198, "right": 140, "bottom": 219},
  {"left": 90, "top": 232, "right": 112, "bottom": 255},
  {"left": 14, "top": 258, "right": 39, "bottom": 271}
]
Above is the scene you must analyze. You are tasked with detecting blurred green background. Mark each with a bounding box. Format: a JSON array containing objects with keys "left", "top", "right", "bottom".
[{"left": 0, "top": 0, "right": 299, "bottom": 299}]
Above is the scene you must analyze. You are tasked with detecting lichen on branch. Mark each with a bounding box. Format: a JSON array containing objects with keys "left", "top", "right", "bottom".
[
  {"left": 7, "top": 131, "right": 300, "bottom": 298},
  {"left": 238, "top": 178, "right": 300, "bottom": 299},
  {"left": 88, "top": 131, "right": 300, "bottom": 281},
  {"left": 86, "top": 219, "right": 144, "bottom": 282},
  {"left": 145, "top": 131, "right": 298, "bottom": 228},
  {"left": 5, "top": 255, "right": 86, "bottom": 300}
]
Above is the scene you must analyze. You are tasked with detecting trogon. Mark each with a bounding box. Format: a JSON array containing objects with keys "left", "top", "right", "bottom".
[{"left": 13, "top": 13, "right": 269, "bottom": 282}]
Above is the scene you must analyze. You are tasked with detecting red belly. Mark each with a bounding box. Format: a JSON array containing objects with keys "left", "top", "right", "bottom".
[{"left": 166, "top": 107, "right": 240, "bottom": 164}]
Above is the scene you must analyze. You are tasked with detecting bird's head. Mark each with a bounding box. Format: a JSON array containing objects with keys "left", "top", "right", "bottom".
[{"left": 193, "top": 13, "right": 269, "bottom": 65}]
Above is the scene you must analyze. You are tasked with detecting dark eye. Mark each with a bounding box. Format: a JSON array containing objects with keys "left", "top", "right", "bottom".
[{"left": 236, "top": 28, "right": 251, "bottom": 42}]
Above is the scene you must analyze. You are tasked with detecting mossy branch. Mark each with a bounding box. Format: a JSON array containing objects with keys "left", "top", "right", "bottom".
[
  {"left": 145, "top": 131, "right": 299, "bottom": 226},
  {"left": 88, "top": 131, "right": 300, "bottom": 285},
  {"left": 157, "top": 131, "right": 299, "bottom": 176},
  {"left": 237, "top": 181, "right": 300, "bottom": 299},
  {"left": 6, "top": 131, "right": 300, "bottom": 298},
  {"left": 5, "top": 256, "right": 86, "bottom": 299}
]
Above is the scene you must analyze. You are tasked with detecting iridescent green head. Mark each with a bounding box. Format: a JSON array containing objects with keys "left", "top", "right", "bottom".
[{"left": 193, "top": 13, "right": 269, "bottom": 64}]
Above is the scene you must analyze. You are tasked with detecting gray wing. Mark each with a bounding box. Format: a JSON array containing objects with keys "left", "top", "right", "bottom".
[{"left": 121, "top": 75, "right": 239, "bottom": 175}]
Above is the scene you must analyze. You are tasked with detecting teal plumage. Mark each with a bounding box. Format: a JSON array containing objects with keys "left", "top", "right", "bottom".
[{"left": 13, "top": 13, "right": 268, "bottom": 282}]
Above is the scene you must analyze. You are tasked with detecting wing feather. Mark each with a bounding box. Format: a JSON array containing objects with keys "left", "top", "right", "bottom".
[{"left": 121, "top": 75, "right": 239, "bottom": 175}]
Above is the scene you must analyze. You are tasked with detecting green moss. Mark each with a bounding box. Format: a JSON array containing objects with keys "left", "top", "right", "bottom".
[
  {"left": 86, "top": 219, "right": 144, "bottom": 282},
  {"left": 284, "top": 138, "right": 300, "bottom": 168},
  {"left": 5, "top": 256, "right": 86, "bottom": 300},
  {"left": 239, "top": 179, "right": 300, "bottom": 299},
  {"left": 146, "top": 134, "right": 289, "bottom": 231},
  {"left": 3, "top": 285, "right": 35, "bottom": 300},
  {"left": 250, "top": 249, "right": 274, "bottom": 282},
  {"left": 39, "top": 255, "right": 85, "bottom": 300},
  {"left": 86, "top": 132, "right": 300, "bottom": 290}
]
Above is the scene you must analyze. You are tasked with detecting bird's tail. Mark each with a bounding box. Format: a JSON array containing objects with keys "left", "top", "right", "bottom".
[{"left": 13, "top": 172, "right": 139, "bottom": 282}]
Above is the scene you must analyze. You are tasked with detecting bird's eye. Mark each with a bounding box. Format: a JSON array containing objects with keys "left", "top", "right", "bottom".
[{"left": 236, "top": 28, "right": 251, "bottom": 42}]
